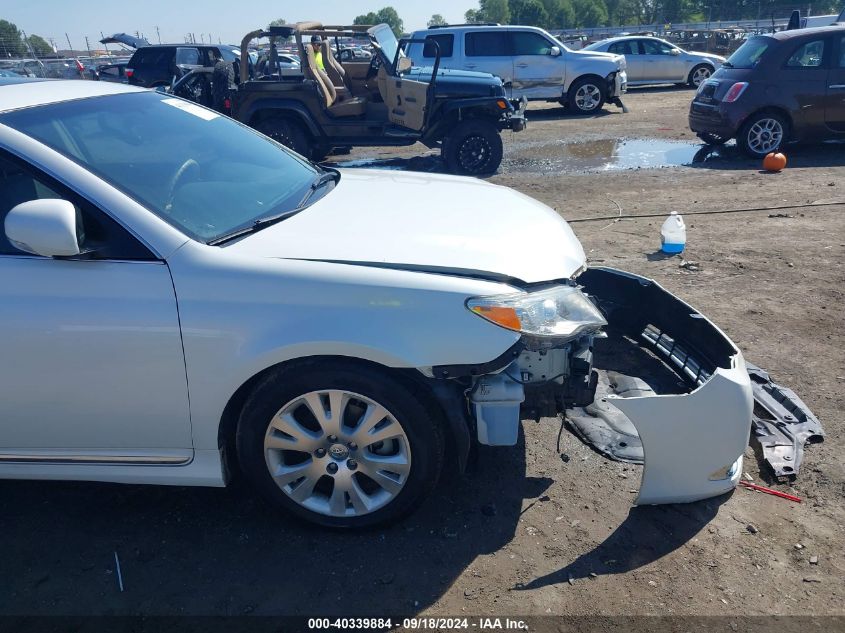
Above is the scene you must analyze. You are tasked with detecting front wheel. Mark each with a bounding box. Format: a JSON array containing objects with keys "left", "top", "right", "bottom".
[
  {"left": 441, "top": 119, "right": 504, "bottom": 176},
  {"left": 236, "top": 362, "right": 445, "bottom": 528},
  {"left": 687, "top": 64, "right": 713, "bottom": 88},
  {"left": 737, "top": 112, "right": 788, "bottom": 158},
  {"left": 567, "top": 77, "right": 606, "bottom": 114}
]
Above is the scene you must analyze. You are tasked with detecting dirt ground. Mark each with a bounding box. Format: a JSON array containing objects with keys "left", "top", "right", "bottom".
[{"left": 2, "top": 87, "right": 843, "bottom": 624}]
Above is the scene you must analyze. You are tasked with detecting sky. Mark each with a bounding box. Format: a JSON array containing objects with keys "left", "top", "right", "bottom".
[{"left": 3, "top": 0, "right": 469, "bottom": 50}]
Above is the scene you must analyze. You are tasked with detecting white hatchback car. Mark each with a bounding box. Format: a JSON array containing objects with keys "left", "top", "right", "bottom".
[{"left": 0, "top": 79, "right": 753, "bottom": 528}]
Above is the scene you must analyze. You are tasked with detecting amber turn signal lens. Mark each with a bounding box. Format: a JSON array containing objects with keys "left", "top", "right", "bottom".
[
  {"left": 471, "top": 306, "right": 522, "bottom": 331},
  {"left": 496, "top": 100, "right": 508, "bottom": 109}
]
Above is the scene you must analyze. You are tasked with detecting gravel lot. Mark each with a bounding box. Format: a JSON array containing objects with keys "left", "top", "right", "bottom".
[{"left": 2, "top": 87, "right": 843, "bottom": 622}]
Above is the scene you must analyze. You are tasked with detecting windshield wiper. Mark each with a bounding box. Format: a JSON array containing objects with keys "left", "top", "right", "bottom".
[
  {"left": 297, "top": 169, "right": 340, "bottom": 208},
  {"left": 207, "top": 169, "right": 340, "bottom": 246}
]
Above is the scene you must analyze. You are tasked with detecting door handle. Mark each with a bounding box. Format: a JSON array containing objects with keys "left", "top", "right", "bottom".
[
  {"left": 464, "top": 64, "right": 477, "bottom": 69},
  {"left": 829, "top": 84, "right": 845, "bottom": 89},
  {"left": 517, "top": 63, "right": 529, "bottom": 68}
]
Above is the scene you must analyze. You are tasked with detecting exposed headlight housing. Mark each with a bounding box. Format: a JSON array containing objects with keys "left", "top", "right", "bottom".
[{"left": 467, "top": 285, "right": 607, "bottom": 339}]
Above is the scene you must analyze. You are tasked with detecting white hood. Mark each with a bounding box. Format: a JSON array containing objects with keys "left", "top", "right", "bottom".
[{"left": 226, "top": 169, "right": 586, "bottom": 284}]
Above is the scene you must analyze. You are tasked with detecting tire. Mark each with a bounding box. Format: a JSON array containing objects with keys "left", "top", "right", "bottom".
[
  {"left": 687, "top": 64, "right": 713, "bottom": 88},
  {"left": 441, "top": 119, "right": 504, "bottom": 176},
  {"left": 737, "top": 111, "right": 788, "bottom": 159},
  {"left": 567, "top": 76, "right": 606, "bottom": 114},
  {"left": 256, "top": 117, "right": 312, "bottom": 158},
  {"left": 697, "top": 132, "right": 729, "bottom": 146},
  {"left": 235, "top": 361, "right": 445, "bottom": 529},
  {"left": 212, "top": 60, "right": 234, "bottom": 113}
]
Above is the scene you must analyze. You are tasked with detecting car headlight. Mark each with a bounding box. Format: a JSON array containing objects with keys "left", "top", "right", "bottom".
[{"left": 466, "top": 285, "right": 607, "bottom": 339}]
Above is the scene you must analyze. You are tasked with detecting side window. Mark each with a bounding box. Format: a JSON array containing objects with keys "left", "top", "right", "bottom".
[
  {"left": 511, "top": 32, "right": 553, "bottom": 56},
  {"left": 132, "top": 48, "right": 170, "bottom": 67},
  {"left": 840, "top": 36, "right": 845, "bottom": 67},
  {"left": 100, "top": 66, "right": 119, "bottom": 78},
  {"left": 641, "top": 39, "right": 674, "bottom": 55},
  {"left": 609, "top": 41, "right": 637, "bottom": 55},
  {"left": 786, "top": 39, "right": 825, "bottom": 67},
  {"left": 465, "top": 31, "right": 510, "bottom": 57},
  {"left": 423, "top": 34, "right": 454, "bottom": 58},
  {"left": 175, "top": 47, "right": 201, "bottom": 66},
  {"left": 0, "top": 153, "right": 155, "bottom": 260}
]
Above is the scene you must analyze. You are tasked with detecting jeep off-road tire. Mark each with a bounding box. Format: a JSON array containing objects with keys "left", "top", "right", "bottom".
[
  {"left": 236, "top": 361, "right": 445, "bottom": 529},
  {"left": 442, "top": 120, "right": 504, "bottom": 176},
  {"left": 256, "top": 117, "right": 312, "bottom": 159},
  {"left": 212, "top": 60, "right": 234, "bottom": 113}
]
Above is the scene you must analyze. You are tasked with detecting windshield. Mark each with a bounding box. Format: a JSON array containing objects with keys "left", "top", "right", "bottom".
[
  {"left": 725, "top": 36, "right": 773, "bottom": 68},
  {"left": 0, "top": 91, "right": 321, "bottom": 242},
  {"left": 370, "top": 24, "right": 401, "bottom": 67}
]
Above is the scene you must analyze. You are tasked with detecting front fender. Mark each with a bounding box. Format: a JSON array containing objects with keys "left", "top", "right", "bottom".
[{"left": 167, "top": 243, "right": 519, "bottom": 450}]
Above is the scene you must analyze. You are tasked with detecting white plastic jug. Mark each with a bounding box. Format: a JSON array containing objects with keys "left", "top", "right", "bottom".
[{"left": 660, "top": 211, "right": 686, "bottom": 254}]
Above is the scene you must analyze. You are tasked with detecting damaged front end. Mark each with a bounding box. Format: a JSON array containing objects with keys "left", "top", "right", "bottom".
[{"left": 456, "top": 267, "right": 756, "bottom": 506}]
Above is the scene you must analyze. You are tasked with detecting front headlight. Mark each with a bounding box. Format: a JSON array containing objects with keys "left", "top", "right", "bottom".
[{"left": 467, "top": 285, "right": 607, "bottom": 339}]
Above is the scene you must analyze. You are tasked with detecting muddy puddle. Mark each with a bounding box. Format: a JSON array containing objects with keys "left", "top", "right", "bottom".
[
  {"left": 327, "top": 138, "right": 843, "bottom": 175},
  {"left": 327, "top": 138, "right": 739, "bottom": 175},
  {"left": 504, "top": 138, "right": 738, "bottom": 173}
]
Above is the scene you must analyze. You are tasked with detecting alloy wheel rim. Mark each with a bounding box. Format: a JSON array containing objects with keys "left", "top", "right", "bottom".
[
  {"left": 264, "top": 390, "right": 412, "bottom": 518},
  {"left": 575, "top": 84, "right": 601, "bottom": 111},
  {"left": 692, "top": 67, "right": 711, "bottom": 86},
  {"left": 748, "top": 118, "right": 783, "bottom": 155},
  {"left": 458, "top": 134, "right": 491, "bottom": 172}
]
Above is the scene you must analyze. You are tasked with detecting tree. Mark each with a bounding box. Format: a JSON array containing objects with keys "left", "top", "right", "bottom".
[
  {"left": 428, "top": 14, "right": 448, "bottom": 27},
  {"left": 573, "top": 0, "right": 609, "bottom": 26},
  {"left": 465, "top": 8, "right": 484, "bottom": 22},
  {"left": 354, "top": 7, "right": 404, "bottom": 37},
  {"left": 27, "top": 34, "right": 53, "bottom": 57},
  {"left": 267, "top": 18, "right": 287, "bottom": 28},
  {"left": 480, "top": 0, "right": 511, "bottom": 22},
  {"left": 0, "top": 19, "right": 25, "bottom": 58},
  {"left": 510, "top": 0, "right": 551, "bottom": 26}
]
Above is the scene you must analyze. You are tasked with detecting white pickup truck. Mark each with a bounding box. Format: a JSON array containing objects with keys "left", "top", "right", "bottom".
[{"left": 405, "top": 24, "right": 627, "bottom": 114}]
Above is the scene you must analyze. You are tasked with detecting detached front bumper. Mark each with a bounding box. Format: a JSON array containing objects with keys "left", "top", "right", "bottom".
[{"left": 576, "top": 268, "right": 752, "bottom": 505}]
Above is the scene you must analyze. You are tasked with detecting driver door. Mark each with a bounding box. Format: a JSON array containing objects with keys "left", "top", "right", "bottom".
[
  {"left": 384, "top": 65, "right": 428, "bottom": 131},
  {"left": 0, "top": 152, "right": 192, "bottom": 461}
]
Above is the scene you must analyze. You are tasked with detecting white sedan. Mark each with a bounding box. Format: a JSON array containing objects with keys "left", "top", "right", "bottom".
[
  {"left": 584, "top": 36, "right": 725, "bottom": 88},
  {"left": 0, "top": 79, "right": 753, "bottom": 528}
]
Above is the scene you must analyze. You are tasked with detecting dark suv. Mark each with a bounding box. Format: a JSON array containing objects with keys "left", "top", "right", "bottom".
[
  {"left": 689, "top": 26, "right": 845, "bottom": 157},
  {"left": 127, "top": 44, "right": 241, "bottom": 88}
]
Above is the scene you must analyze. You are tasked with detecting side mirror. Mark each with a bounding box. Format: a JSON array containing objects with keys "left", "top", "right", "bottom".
[
  {"left": 396, "top": 56, "right": 412, "bottom": 73},
  {"left": 550, "top": 46, "right": 562, "bottom": 57},
  {"left": 4, "top": 199, "right": 82, "bottom": 257},
  {"left": 670, "top": 48, "right": 681, "bottom": 56}
]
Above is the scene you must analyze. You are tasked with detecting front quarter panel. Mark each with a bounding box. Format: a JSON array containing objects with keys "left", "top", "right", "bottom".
[{"left": 167, "top": 242, "right": 521, "bottom": 451}]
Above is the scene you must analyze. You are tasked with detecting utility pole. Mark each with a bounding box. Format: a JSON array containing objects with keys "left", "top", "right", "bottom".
[
  {"left": 65, "top": 32, "right": 74, "bottom": 55},
  {"left": 156, "top": 26, "right": 161, "bottom": 44},
  {"left": 100, "top": 32, "right": 110, "bottom": 56},
  {"left": 84, "top": 36, "right": 92, "bottom": 58}
]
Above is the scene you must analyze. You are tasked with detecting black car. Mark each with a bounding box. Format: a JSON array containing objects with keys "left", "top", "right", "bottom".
[
  {"left": 91, "top": 62, "right": 129, "bottom": 83},
  {"left": 127, "top": 44, "right": 242, "bottom": 88},
  {"left": 229, "top": 23, "right": 526, "bottom": 175},
  {"left": 689, "top": 26, "right": 845, "bottom": 157}
]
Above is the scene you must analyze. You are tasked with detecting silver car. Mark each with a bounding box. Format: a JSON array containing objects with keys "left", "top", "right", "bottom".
[{"left": 584, "top": 36, "right": 724, "bottom": 88}]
